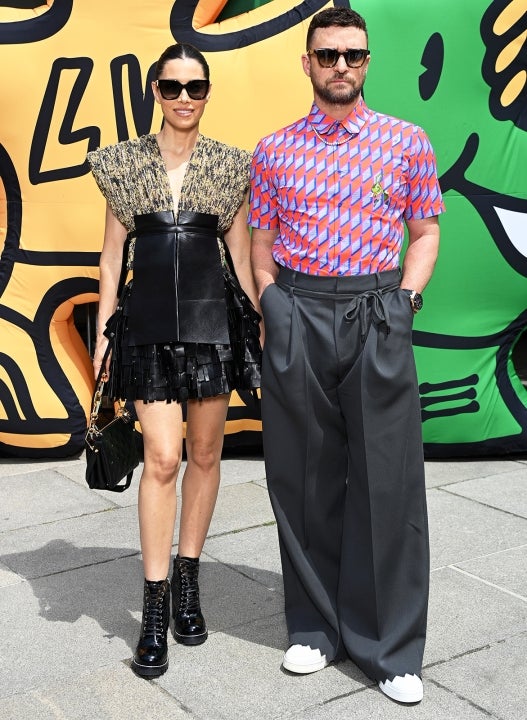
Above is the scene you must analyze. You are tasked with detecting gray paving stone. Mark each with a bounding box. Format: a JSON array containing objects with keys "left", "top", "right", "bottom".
[
  {"left": 441, "top": 467, "right": 527, "bottom": 518},
  {"left": 424, "top": 459, "right": 522, "bottom": 488},
  {"left": 0, "top": 482, "right": 272, "bottom": 581},
  {"left": 287, "top": 676, "right": 493, "bottom": 720},
  {"left": 158, "top": 616, "right": 370, "bottom": 720},
  {"left": 0, "top": 552, "right": 283, "bottom": 699},
  {"left": 427, "top": 632, "right": 527, "bottom": 720},
  {"left": 455, "top": 545, "right": 527, "bottom": 598},
  {"left": 424, "top": 567, "right": 527, "bottom": 667},
  {"left": 254, "top": 475, "right": 268, "bottom": 489},
  {"left": 218, "top": 456, "right": 266, "bottom": 486},
  {"left": 0, "top": 456, "right": 83, "bottom": 479},
  {"left": 60, "top": 457, "right": 142, "bottom": 507},
  {"left": 206, "top": 482, "right": 275, "bottom": 538},
  {"left": 62, "top": 456, "right": 267, "bottom": 506},
  {"left": 0, "top": 450, "right": 525, "bottom": 719},
  {"left": 193, "top": 558, "right": 284, "bottom": 634},
  {"left": 204, "top": 524, "right": 282, "bottom": 593},
  {"left": 0, "top": 561, "right": 20, "bottom": 588},
  {"left": 0, "top": 469, "right": 113, "bottom": 531},
  {"left": 427, "top": 488, "right": 527, "bottom": 570},
  {"left": 0, "top": 663, "right": 191, "bottom": 720},
  {"left": 0, "top": 506, "right": 140, "bottom": 578},
  {"left": 0, "top": 556, "right": 144, "bottom": 696}
]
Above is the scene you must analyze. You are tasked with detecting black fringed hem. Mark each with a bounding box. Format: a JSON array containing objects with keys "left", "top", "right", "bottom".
[{"left": 108, "top": 340, "right": 260, "bottom": 403}]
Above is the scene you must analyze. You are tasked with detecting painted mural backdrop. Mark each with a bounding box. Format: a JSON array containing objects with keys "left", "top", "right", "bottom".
[{"left": 0, "top": 0, "right": 526, "bottom": 458}]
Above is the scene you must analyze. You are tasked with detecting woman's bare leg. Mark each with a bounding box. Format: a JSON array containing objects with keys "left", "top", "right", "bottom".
[
  {"left": 178, "top": 394, "right": 230, "bottom": 556},
  {"left": 134, "top": 399, "right": 184, "bottom": 580}
]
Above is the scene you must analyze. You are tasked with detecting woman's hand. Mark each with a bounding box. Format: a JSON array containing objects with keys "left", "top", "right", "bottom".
[{"left": 93, "top": 335, "right": 111, "bottom": 381}]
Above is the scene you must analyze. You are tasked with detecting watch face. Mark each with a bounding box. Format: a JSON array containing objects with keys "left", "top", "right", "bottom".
[{"left": 411, "top": 292, "right": 424, "bottom": 311}]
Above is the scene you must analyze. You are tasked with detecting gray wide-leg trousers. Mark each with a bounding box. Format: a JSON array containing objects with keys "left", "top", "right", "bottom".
[{"left": 260, "top": 266, "right": 429, "bottom": 682}]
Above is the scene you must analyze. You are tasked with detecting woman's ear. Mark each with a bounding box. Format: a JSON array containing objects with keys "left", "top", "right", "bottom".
[{"left": 152, "top": 80, "right": 162, "bottom": 104}]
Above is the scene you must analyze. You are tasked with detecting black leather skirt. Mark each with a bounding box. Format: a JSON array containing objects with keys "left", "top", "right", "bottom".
[{"left": 105, "top": 210, "right": 262, "bottom": 403}]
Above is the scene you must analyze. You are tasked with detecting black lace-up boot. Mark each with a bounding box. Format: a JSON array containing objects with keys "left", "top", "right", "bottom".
[
  {"left": 131, "top": 578, "right": 170, "bottom": 678},
  {"left": 172, "top": 555, "right": 208, "bottom": 645}
]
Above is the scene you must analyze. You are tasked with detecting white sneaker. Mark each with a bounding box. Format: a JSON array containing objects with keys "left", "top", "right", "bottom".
[
  {"left": 282, "top": 644, "right": 328, "bottom": 674},
  {"left": 378, "top": 674, "right": 423, "bottom": 703}
]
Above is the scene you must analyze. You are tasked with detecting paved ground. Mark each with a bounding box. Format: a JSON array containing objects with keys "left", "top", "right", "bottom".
[{"left": 0, "top": 448, "right": 526, "bottom": 720}]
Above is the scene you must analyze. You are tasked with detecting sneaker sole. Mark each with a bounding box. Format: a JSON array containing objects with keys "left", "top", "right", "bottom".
[
  {"left": 282, "top": 657, "right": 328, "bottom": 674},
  {"left": 378, "top": 681, "right": 423, "bottom": 703}
]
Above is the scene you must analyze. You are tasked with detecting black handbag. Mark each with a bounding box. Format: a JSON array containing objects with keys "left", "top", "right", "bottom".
[
  {"left": 85, "top": 253, "right": 139, "bottom": 492},
  {"left": 85, "top": 365, "right": 139, "bottom": 492}
]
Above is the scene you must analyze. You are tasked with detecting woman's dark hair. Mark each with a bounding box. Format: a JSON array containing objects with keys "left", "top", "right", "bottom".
[
  {"left": 155, "top": 43, "right": 210, "bottom": 80},
  {"left": 306, "top": 7, "right": 368, "bottom": 50}
]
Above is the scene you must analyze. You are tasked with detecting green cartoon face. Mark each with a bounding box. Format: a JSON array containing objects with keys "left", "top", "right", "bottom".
[{"left": 353, "top": 0, "right": 527, "bottom": 454}]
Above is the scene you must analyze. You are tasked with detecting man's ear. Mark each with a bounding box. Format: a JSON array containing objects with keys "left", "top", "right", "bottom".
[{"left": 301, "top": 53, "right": 311, "bottom": 78}]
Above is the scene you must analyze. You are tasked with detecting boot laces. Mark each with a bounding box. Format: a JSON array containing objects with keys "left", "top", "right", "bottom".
[
  {"left": 142, "top": 585, "right": 166, "bottom": 636},
  {"left": 178, "top": 563, "right": 200, "bottom": 613}
]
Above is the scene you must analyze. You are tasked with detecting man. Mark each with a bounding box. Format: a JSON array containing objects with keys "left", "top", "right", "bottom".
[{"left": 248, "top": 6, "right": 444, "bottom": 705}]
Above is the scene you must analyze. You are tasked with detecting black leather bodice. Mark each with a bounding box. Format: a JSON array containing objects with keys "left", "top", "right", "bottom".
[{"left": 126, "top": 210, "right": 230, "bottom": 346}]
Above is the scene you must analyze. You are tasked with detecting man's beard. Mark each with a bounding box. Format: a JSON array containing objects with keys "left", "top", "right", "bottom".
[{"left": 314, "top": 75, "right": 363, "bottom": 105}]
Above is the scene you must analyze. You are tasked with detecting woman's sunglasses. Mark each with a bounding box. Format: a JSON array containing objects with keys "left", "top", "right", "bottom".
[
  {"left": 307, "top": 48, "right": 370, "bottom": 68},
  {"left": 155, "top": 79, "right": 210, "bottom": 101}
]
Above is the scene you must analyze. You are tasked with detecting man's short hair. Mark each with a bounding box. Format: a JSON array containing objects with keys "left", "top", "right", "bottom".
[{"left": 306, "top": 7, "right": 368, "bottom": 50}]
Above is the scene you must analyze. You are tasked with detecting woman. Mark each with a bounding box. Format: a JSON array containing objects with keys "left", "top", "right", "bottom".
[{"left": 87, "top": 43, "right": 261, "bottom": 678}]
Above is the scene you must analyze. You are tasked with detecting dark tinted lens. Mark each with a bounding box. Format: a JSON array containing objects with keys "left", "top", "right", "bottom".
[
  {"left": 312, "top": 48, "right": 369, "bottom": 68},
  {"left": 157, "top": 79, "right": 209, "bottom": 100},
  {"left": 185, "top": 80, "right": 209, "bottom": 99},
  {"left": 315, "top": 49, "right": 339, "bottom": 67},
  {"left": 344, "top": 49, "right": 368, "bottom": 67},
  {"left": 157, "top": 79, "right": 183, "bottom": 100}
]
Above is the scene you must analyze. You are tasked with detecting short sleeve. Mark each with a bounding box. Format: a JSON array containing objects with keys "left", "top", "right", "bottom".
[
  {"left": 87, "top": 144, "right": 134, "bottom": 230},
  {"left": 404, "top": 127, "right": 445, "bottom": 221}
]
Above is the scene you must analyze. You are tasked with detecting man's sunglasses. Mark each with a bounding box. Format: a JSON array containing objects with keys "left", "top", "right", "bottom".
[
  {"left": 307, "top": 48, "right": 370, "bottom": 68},
  {"left": 155, "top": 79, "right": 210, "bottom": 100}
]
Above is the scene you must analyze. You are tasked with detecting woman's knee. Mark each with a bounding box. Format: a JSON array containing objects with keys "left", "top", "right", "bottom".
[
  {"left": 186, "top": 440, "right": 221, "bottom": 474},
  {"left": 143, "top": 446, "right": 183, "bottom": 484}
]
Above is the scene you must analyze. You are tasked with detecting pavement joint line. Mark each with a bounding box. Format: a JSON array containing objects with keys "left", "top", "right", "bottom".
[
  {"left": 0, "top": 505, "right": 132, "bottom": 536},
  {"left": 276, "top": 681, "right": 376, "bottom": 720},
  {"left": 427, "top": 678, "right": 501, "bottom": 719},
  {"left": 4, "top": 550, "right": 142, "bottom": 581},
  {"left": 434, "top": 486, "right": 527, "bottom": 520},
  {"left": 426, "top": 467, "right": 527, "bottom": 487},
  {"left": 430, "top": 544, "right": 527, "bottom": 574},
  {"left": 200, "top": 557, "right": 284, "bottom": 593},
  {"left": 448, "top": 565, "right": 527, "bottom": 602},
  {"left": 424, "top": 643, "right": 493, "bottom": 670},
  {"left": 147, "top": 680, "right": 195, "bottom": 715},
  {"left": 206, "top": 520, "right": 277, "bottom": 540},
  {"left": 456, "top": 543, "right": 527, "bottom": 561},
  {"left": 204, "top": 609, "right": 285, "bottom": 636}
]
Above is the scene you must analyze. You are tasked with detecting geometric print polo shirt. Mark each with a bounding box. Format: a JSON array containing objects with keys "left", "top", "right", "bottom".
[{"left": 248, "top": 97, "right": 445, "bottom": 276}]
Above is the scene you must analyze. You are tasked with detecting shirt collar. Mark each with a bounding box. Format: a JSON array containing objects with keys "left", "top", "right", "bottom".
[{"left": 308, "top": 97, "right": 370, "bottom": 136}]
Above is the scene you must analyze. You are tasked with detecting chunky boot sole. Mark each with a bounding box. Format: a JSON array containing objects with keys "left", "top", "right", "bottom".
[
  {"left": 173, "top": 627, "right": 208, "bottom": 645},
  {"left": 131, "top": 656, "right": 169, "bottom": 678}
]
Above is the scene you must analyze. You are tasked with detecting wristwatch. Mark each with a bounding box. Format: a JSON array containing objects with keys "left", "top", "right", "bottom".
[{"left": 401, "top": 289, "right": 424, "bottom": 312}]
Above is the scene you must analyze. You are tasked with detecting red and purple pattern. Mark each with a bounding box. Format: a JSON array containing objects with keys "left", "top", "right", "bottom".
[{"left": 248, "top": 98, "right": 445, "bottom": 276}]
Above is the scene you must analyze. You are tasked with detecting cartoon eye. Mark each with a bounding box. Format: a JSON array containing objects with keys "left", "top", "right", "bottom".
[{"left": 419, "top": 32, "right": 444, "bottom": 101}]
